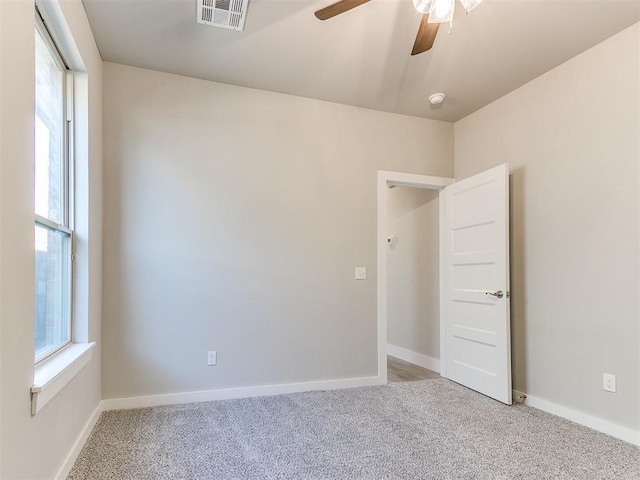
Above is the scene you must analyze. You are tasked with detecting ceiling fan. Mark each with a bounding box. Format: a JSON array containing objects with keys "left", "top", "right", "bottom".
[{"left": 314, "top": 0, "right": 484, "bottom": 56}]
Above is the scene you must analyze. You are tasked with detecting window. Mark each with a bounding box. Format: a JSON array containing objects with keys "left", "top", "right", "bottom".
[{"left": 34, "top": 16, "right": 73, "bottom": 362}]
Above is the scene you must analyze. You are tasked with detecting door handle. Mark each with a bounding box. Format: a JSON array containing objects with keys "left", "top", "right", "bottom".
[{"left": 485, "top": 290, "right": 504, "bottom": 299}]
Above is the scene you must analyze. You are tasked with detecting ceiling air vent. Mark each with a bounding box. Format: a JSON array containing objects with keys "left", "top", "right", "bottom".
[{"left": 197, "top": 0, "right": 248, "bottom": 31}]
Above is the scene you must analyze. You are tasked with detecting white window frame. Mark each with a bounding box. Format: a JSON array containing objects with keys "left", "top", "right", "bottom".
[
  {"left": 34, "top": 11, "right": 75, "bottom": 364},
  {"left": 31, "top": 4, "right": 96, "bottom": 416}
]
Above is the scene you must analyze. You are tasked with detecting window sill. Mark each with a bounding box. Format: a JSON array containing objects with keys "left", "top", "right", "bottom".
[{"left": 31, "top": 342, "right": 96, "bottom": 415}]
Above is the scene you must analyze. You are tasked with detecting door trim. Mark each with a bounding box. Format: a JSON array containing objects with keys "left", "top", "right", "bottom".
[{"left": 376, "top": 170, "right": 454, "bottom": 384}]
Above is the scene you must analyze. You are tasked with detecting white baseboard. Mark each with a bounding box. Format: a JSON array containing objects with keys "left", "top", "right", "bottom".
[
  {"left": 520, "top": 393, "right": 639, "bottom": 446},
  {"left": 53, "top": 401, "right": 104, "bottom": 480},
  {"left": 387, "top": 344, "right": 440, "bottom": 373},
  {"left": 102, "top": 376, "right": 380, "bottom": 411}
]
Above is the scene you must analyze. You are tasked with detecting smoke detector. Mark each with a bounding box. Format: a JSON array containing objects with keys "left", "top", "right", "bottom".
[
  {"left": 197, "top": 0, "right": 249, "bottom": 31},
  {"left": 428, "top": 93, "right": 446, "bottom": 105}
]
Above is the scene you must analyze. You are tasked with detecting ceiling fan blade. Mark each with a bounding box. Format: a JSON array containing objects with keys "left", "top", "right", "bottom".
[
  {"left": 315, "top": 0, "right": 371, "bottom": 21},
  {"left": 411, "top": 14, "right": 439, "bottom": 56}
]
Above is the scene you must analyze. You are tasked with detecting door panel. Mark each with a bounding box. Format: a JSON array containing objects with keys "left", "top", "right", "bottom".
[{"left": 443, "top": 164, "right": 511, "bottom": 404}]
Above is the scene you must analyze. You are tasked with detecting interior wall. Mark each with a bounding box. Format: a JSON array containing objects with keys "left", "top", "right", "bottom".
[
  {"left": 102, "top": 62, "right": 454, "bottom": 399},
  {"left": 0, "top": 1, "right": 4, "bottom": 473},
  {"left": 386, "top": 187, "right": 440, "bottom": 361},
  {"left": 454, "top": 23, "right": 639, "bottom": 431},
  {"left": 0, "top": 1, "right": 103, "bottom": 478}
]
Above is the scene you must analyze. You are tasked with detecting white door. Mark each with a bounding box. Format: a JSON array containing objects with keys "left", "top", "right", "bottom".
[{"left": 441, "top": 164, "right": 511, "bottom": 404}]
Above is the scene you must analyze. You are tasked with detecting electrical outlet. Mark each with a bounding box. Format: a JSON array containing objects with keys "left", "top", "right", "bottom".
[
  {"left": 603, "top": 373, "right": 616, "bottom": 393},
  {"left": 207, "top": 351, "right": 217, "bottom": 366}
]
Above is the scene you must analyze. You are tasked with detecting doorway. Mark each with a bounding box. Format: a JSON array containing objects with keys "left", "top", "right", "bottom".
[
  {"left": 377, "top": 166, "right": 512, "bottom": 405},
  {"left": 377, "top": 171, "right": 453, "bottom": 384},
  {"left": 385, "top": 184, "right": 441, "bottom": 383}
]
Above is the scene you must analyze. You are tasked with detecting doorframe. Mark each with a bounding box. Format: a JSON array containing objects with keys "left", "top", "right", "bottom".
[{"left": 376, "top": 171, "right": 455, "bottom": 384}]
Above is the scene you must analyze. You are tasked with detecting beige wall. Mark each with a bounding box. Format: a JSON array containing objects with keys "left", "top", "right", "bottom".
[
  {"left": 454, "top": 23, "right": 639, "bottom": 431},
  {"left": 0, "top": 1, "right": 5, "bottom": 473},
  {"left": 0, "top": 1, "right": 103, "bottom": 478},
  {"left": 101, "top": 62, "right": 454, "bottom": 399},
  {"left": 386, "top": 187, "right": 440, "bottom": 360}
]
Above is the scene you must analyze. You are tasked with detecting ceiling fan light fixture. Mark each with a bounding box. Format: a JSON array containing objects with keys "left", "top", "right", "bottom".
[
  {"left": 412, "top": 0, "right": 433, "bottom": 14},
  {"left": 415, "top": 0, "right": 484, "bottom": 23},
  {"left": 459, "top": 0, "right": 483, "bottom": 13},
  {"left": 428, "top": 0, "right": 455, "bottom": 23}
]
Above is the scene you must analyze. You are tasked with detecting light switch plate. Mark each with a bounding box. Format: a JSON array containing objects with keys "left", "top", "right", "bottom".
[
  {"left": 355, "top": 267, "right": 367, "bottom": 280},
  {"left": 207, "top": 351, "right": 217, "bottom": 366}
]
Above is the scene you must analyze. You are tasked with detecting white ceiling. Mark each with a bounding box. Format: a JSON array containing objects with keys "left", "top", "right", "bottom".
[{"left": 82, "top": 0, "right": 639, "bottom": 122}]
